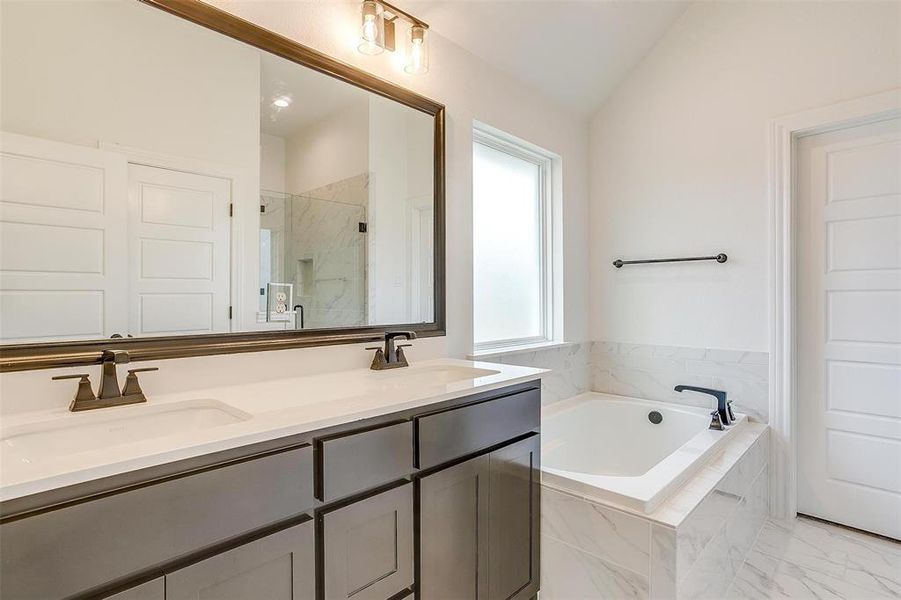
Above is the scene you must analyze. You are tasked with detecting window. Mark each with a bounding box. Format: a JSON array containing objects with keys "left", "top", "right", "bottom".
[{"left": 473, "top": 127, "right": 555, "bottom": 351}]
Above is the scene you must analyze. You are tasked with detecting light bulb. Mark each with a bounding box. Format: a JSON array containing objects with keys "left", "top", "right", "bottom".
[
  {"left": 404, "top": 24, "right": 428, "bottom": 74},
  {"left": 358, "top": 0, "right": 384, "bottom": 55},
  {"left": 410, "top": 38, "right": 422, "bottom": 71},
  {"left": 362, "top": 15, "right": 377, "bottom": 43}
]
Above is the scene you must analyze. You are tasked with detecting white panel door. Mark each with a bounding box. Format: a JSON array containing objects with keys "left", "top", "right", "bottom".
[
  {"left": 128, "top": 165, "right": 231, "bottom": 336},
  {"left": 0, "top": 132, "right": 128, "bottom": 341},
  {"left": 797, "top": 117, "right": 901, "bottom": 539}
]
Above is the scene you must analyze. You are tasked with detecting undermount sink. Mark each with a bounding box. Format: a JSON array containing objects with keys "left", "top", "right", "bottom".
[
  {"left": 0, "top": 399, "right": 252, "bottom": 466},
  {"left": 375, "top": 365, "right": 500, "bottom": 388}
]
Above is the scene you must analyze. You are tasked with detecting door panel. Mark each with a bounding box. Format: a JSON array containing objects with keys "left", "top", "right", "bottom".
[
  {"left": 0, "top": 131, "right": 128, "bottom": 341},
  {"left": 166, "top": 521, "right": 314, "bottom": 600},
  {"left": 321, "top": 483, "right": 414, "bottom": 600},
  {"left": 419, "top": 454, "right": 489, "bottom": 600},
  {"left": 127, "top": 164, "right": 231, "bottom": 336},
  {"left": 488, "top": 435, "right": 540, "bottom": 600},
  {"left": 797, "top": 117, "right": 901, "bottom": 540}
]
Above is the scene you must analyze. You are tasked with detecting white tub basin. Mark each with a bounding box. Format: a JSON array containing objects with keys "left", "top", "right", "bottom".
[{"left": 0, "top": 399, "right": 251, "bottom": 466}]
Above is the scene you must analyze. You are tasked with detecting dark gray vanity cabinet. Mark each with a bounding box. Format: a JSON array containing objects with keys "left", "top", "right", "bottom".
[
  {"left": 419, "top": 435, "right": 540, "bottom": 600},
  {"left": 0, "top": 381, "right": 541, "bottom": 600}
]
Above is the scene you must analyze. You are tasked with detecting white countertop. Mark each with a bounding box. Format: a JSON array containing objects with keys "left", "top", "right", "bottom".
[{"left": 0, "top": 359, "right": 547, "bottom": 502}]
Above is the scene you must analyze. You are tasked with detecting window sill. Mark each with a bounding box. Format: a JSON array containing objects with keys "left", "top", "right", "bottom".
[{"left": 467, "top": 340, "right": 574, "bottom": 361}]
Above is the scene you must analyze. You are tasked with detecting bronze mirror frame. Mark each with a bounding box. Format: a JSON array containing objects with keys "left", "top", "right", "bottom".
[{"left": 0, "top": 0, "right": 445, "bottom": 372}]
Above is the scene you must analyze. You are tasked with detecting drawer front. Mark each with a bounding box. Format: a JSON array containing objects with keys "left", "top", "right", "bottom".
[
  {"left": 316, "top": 421, "right": 413, "bottom": 502},
  {"left": 321, "top": 483, "right": 414, "bottom": 600},
  {"left": 0, "top": 446, "right": 314, "bottom": 599},
  {"left": 416, "top": 387, "right": 540, "bottom": 469},
  {"left": 166, "top": 520, "right": 315, "bottom": 600}
]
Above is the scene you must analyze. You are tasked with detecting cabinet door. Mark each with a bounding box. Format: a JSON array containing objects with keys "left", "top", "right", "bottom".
[
  {"left": 488, "top": 435, "right": 540, "bottom": 600},
  {"left": 166, "top": 520, "right": 314, "bottom": 600},
  {"left": 106, "top": 578, "right": 165, "bottom": 600},
  {"left": 322, "top": 483, "right": 414, "bottom": 600},
  {"left": 419, "top": 454, "right": 489, "bottom": 600}
]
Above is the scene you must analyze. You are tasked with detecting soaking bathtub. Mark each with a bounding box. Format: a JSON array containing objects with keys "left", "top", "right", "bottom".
[{"left": 541, "top": 392, "right": 747, "bottom": 513}]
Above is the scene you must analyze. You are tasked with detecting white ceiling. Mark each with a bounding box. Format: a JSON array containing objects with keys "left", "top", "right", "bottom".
[
  {"left": 404, "top": 1, "right": 690, "bottom": 117},
  {"left": 260, "top": 52, "right": 368, "bottom": 137}
]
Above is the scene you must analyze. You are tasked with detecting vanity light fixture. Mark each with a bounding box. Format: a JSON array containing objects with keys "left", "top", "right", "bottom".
[{"left": 357, "top": 0, "right": 429, "bottom": 74}]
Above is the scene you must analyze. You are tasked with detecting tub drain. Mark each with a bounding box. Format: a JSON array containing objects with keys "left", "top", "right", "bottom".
[{"left": 648, "top": 411, "right": 663, "bottom": 424}]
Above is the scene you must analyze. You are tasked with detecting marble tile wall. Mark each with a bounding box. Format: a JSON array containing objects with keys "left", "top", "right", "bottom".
[
  {"left": 591, "top": 342, "right": 770, "bottom": 422},
  {"left": 288, "top": 176, "right": 369, "bottom": 329},
  {"left": 539, "top": 426, "right": 770, "bottom": 600},
  {"left": 475, "top": 342, "right": 591, "bottom": 405}
]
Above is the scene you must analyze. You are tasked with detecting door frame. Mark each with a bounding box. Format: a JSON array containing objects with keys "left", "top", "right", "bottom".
[
  {"left": 99, "top": 142, "right": 248, "bottom": 333},
  {"left": 768, "top": 88, "right": 901, "bottom": 520}
]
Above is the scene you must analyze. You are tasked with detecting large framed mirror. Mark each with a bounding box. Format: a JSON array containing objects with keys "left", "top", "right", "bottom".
[{"left": 0, "top": 0, "right": 445, "bottom": 371}]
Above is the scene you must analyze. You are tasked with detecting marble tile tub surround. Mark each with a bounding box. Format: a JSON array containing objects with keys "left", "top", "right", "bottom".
[
  {"left": 540, "top": 423, "right": 769, "bottom": 599},
  {"left": 675, "top": 428, "right": 769, "bottom": 599},
  {"left": 592, "top": 341, "right": 769, "bottom": 422},
  {"left": 474, "top": 341, "right": 591, "bottom": 405}
]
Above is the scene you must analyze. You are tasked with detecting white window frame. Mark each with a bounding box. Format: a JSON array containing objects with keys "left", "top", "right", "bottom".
[{"left": 472, "top": 126, "right": 555, "bottom": 352}]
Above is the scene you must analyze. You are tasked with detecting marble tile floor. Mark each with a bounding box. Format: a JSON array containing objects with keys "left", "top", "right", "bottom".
[{"left": 726, "top": 516, "right": 901, "bottom": 599}]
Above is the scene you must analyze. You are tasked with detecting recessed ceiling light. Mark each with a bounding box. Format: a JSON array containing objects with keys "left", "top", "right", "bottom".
[{"left": 272, "top": 95, "right": 292, "bottom": 108}]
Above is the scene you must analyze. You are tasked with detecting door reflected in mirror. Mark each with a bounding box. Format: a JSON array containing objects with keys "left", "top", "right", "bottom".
[{"left": 0, "top": 0, "right": 436, "bottom": 345}]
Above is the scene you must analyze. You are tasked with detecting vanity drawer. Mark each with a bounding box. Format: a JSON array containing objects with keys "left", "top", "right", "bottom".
[
  {"left": 415, "top": 387, "right": 540, "bottom": 469},
  {"left": 315, "top": 421, "right": 414, "bottom": 502},
  {"left": 0, "top": 445, "right": 315, "bottom": 599}
]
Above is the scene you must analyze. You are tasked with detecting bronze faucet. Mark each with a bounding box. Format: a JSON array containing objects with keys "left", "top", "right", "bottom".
[
  {"left": 52, "top": 350, "right": 158, "bottom": 411},
  {"left": 367, "top": 331, "right": 416, "bottom": 370}
]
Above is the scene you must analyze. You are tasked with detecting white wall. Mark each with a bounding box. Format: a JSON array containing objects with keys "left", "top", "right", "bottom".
[
  {"left": 589, "top": 0, "right": 901, "bottom": 352},
  {"left": 284, "top": 98, "right": 370, "bottom": 195},
  {"left": 261, "top": 133, "right": 286, "bottom": 193}
]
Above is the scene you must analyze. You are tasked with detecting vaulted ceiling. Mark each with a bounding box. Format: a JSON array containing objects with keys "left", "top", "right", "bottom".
[{"left": 407, "top": 1, "right": 690, "bottom": 117}]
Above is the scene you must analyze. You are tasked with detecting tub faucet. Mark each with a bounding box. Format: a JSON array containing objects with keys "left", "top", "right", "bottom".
[{"left": 673, "top": 385, "right": 735, "bottom": 428}]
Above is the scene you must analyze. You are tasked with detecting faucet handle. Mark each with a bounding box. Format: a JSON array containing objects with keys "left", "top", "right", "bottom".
[
  {"left": 122, "top": 367, "right": 158, "bottom": 398},
  {"left": 52, "top": 374, "right": 96, "bottom": 403},
  {"left": 708, "top": 410, "right": 725, "bottom": 431}
]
